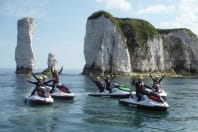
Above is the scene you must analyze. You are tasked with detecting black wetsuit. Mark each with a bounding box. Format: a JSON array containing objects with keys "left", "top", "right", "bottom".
[
  {"left": 150, "top": 74, "right": 165, "bottom": 92},
  {"left": 102, "top": 76, "right": 115, "bottom": 93},
  {"left": 91, "top": 79, "right": 105, "bottom": 92},
  {"left": 51, "top": 67, "right": 63, "bottom": 93},
  {"left": 132, "top": 80, "right": 151, "bottom": 101},
  {"left": 28, "top": 74, "right": 52, "bottom": 96},
  {"left": 150, "top": 74, "right": 165, "bottom": 85}
]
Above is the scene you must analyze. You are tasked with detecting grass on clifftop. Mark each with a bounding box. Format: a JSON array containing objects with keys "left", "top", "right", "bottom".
[
  {"left": 88, "top": 10, "right": 158, "bottom": 50},
  {"left": 158, "top": 28, "right": 197, "bottom": 38},
  {"left": 117, "top": 18, "right": 158, "bottom": 49}
]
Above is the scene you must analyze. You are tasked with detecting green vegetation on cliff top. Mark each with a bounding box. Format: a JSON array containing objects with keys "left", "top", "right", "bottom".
[
  {"left": 158, "top": 28, "right": 197, "bottom": 38},
  {"left": 88, "top": 11, "right": 196, "bottom": 48},
  {"left": 88, "top": 10, "right": 158, "bottom": 49},
  {"left": 117, "top": 18, "right": 158, "bottom": 48}
]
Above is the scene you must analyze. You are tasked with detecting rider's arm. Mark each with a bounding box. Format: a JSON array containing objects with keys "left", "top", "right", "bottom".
[
  {"left": 58, "top": 66, "right": 63, "bottom": 75},
  {"left": 44, "top": 80, "right": 53, "bottom": 85},
  {"left": 32, "top": 73, "right": 39, "bottom": 81},
  {"left": 111, "top": 76, "right": 116, "bottom": 80},
  {"left": 159, "top": 74, "right": 165, "bottom": 82},
  {"left": 150, "top": 74, "right": 154, "bottom": 81},
  {"left": 27, "top": 80, "right": 36, "bottom": 85},
  {"left": 132, "top": 79, "right": 136, "bottom": 85},
  {"left": 144, "top": 84, "right": 152, "bottom": 89},
  {"left": 51, "top": 67, "right": 53, "bottom": 73},
  {"left": 101, "top": 76, "right": 106, "bottom": 81}
]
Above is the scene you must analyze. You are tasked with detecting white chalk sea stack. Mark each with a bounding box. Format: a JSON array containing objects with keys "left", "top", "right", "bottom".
[{"left": 15, "top": 17, "right": 35, "bottom": 74}]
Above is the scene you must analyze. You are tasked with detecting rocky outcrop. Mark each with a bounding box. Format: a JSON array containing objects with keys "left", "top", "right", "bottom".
[
  {"left": 15, "top": 17, "right": 35, "bottom": 74},
  {"left": 47, "top": 53, "right": 57, "bottom": 70},
  {"left": 161, "top": 29, "right": 198, "bottom": 74},
  {"left": 40, "top": 53, "right": 57, "bottom": 76},
  {"left": 83, "top": 11, "right": 198, "bottom": 75}
]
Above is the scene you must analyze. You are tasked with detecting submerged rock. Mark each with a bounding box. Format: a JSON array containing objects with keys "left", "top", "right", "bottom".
[{"left": 15, "top": 17, "right": 35, "bottom": 74}]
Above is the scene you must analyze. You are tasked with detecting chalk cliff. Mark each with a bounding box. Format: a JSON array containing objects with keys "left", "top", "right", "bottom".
[
  {"left": 83, "top": 13, "right": 131, "bottom": 74},
  {"left": 83, "top": 11, "right": 198, "bottom": 75},
  {"left": 15, "top": 17, "right": 35, "bottom": 74},
  {"left": 160, "top": 29, "right": 198, "bottom": 74}
]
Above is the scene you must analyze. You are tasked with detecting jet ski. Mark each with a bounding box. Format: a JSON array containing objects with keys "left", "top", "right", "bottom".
[
  {"left": 25, "top": 86, "right": 54, "bottom": 105},
  {"left": 49, "top": 85, "right": 75, "bottom": 100},
  {"left": 119, "top": 91, "right": 169, "bottom": 111},
  {"left": 88, "top": 84, "right": 131, "bottom": 98}
]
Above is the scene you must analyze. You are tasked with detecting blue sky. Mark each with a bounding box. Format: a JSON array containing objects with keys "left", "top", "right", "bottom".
[{"left": 0, "top": 0, "right": 197, "bottom": 70}]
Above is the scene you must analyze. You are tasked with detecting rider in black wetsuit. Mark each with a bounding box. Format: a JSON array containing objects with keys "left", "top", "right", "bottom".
[
  {"left": 102, "top": 75, "right": 115, "bottom": 93},
  {"left": 150, "top": 74, "right": 165, "bottom": 92},
  {"left": 132, "top": 76, "right": 151, "bottom": 101},
  {"left": 90, "top": 74, "right": 105, "bottom": 92},
  {"left": 50, "top": 67, "right": 63, "bottom": 93},
  {"left": 27, "top": 73, "right": 52, "bottom": 96}
]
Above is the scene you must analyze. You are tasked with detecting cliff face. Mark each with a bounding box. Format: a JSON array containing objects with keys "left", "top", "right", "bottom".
[
  {"left": 83, "top": 11, "right": 198, "bottom": 75},
  {"left": 161, "top": 29, "right": 198, "bottom": 74},
  {"left": 83, "top": 14, "right": 131, "bottom": 74},
  {"left": 15, "top": 17, "right": 35, "bottom": 74},
  {"left": 129, "top": 35, "right": 165, "bottom": 72}
]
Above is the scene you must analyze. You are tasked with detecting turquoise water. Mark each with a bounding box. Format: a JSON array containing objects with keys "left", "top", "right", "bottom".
[{"left": 0, "top": 69, "right": 198, "bottom": 132}]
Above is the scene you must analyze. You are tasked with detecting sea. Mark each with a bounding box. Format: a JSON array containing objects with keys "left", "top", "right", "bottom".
[{"left": 0, "top": 68, "right": 198, "bottom": 132}]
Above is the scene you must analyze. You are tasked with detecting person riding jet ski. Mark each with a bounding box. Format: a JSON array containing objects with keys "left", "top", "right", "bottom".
[
  {"left": 102, "top": 75, "right": 115, "bottom": 93},
  {"left": 132, "top": 76, "right": 152, "bottom": 101},
  {"left": 90, "top": 74, "right": 105, "bottom": 93},
  {"left": 50, "top": 66, "right": 63, "bottom": 93},
  {"left": 26, "top": 74, "right": 54, "bottom": 105},
  {"left": 27, "top": 74, "right": 52, "bottom": 96},
  {"left": 150, "top": 74, "right": 165, "bottom": 92}
]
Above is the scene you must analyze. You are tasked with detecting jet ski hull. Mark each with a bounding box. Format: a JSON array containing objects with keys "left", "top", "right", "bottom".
[
  {"left": 50, "top": 87, "right": 75, "bottom": 100},
  {"left": 119, "top": 99, "right": 168, "bottom": 111},
  {"left": 119, "top": 92, "right": 169, "bottom": 111},
  {"left": 25, "top": 95, "right": 54, "bottom": 105},
  {"left": 51, "top": 92, "right": 75, "bottom": 100},
  {"left": 88, "top": 88, "right": 131, "bottom": 99},
  {"left": 88, "top": 92, "right": 131, "bottom": 98}
]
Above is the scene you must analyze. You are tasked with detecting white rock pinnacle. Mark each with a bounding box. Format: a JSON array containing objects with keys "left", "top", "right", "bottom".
[{"left": 15, "top": 17, "right": 35, "bottom": 74}]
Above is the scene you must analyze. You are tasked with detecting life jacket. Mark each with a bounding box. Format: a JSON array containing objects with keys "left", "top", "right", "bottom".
[
  {"left": 149, "top": 95, "right": 157, "bottom": 101},
  {"left": 136, "top": 82, "right": 145, "bottom": 93},
  {"left": 57, "top": 85, "right": 70, "bottom": 93},
  {"left": 37, "top": 90, "right": 45, "bottom": 97}
]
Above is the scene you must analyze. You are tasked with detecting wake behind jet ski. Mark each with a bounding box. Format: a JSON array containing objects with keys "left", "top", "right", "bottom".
[{"left": 119, "top": 91, "right": 169, "bottom": 111}]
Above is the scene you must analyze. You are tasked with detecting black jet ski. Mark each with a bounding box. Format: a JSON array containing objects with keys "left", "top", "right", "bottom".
[
  {"left": 88, "top": 84, "right": 131, "bottom": 98},
  {"left": 119, "top": 91, "right": 169, "bottom": 111},
  {"left": 25, "top": 86, "right": 54, "bottom": 105},
  {"left": 49, "top": 85, "right": 75, "bottom": 100}
]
